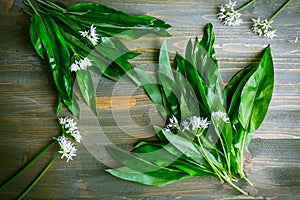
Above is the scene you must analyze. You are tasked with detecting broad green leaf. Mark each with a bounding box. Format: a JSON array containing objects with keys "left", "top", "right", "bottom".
[
  {"left": 63, "top": 97, "right": 80, "bottom": 118},
  {"left": 158, "top": 72, "right": 180, "bottom": 119},
  {"left": 175, "top": 54, "right": 210, "bottom": 117},
  {"left": 106, "top": 146, "right": 161, "bottom": 172},
  {"left": 161, "top": 129, "right": 206, "bottom": 165},
  {"left": 158, "top": 40, "right": 174, "bottom": 81},
  {"left": 153, "top": 125, "right": 168, "bottom": 142},
  {"left": 106, "top": 166, "right": 189, "bottom": 186},
  {"left": 133, "top": 142, "right": 213, "bottom": 176},
  {"left": 199, "top": 23, "right": 217, "bottom": 63},
  {"left": 29, "top": 15, "right": 43, "bottom": 58},
  {"left": 30, "top": 13, "right": 72, "bottom": 103},
  {"left": 66, "top": 9, "right": 171, "bottom": 39},
  {"left": 224, "top": 65, "right": 254, "bottom": 109},
  {"left": 157, "top": 41, "right": 180, "bottom": 118},
  {"left": 132, "top": 143, "right": 181, "bottom": 167},
  {"left": 134, "top": 68, "right": 170, "bottom": 120},
  {"left": 238, "top": 45, "right": 274, "bottom": 133},
  {"left": 76, "top": 70, "right": 97, "bottom": 116},
  {"left": 184, "top": 39, "right": 194, "bottom": 66},
  {"left": 106, "top": 146, "right": 190, "bottom": 179},
  {"left": 227, "top": 66, "right": 256, "bottom": 119},
  {"left": 67, "top": 2, "right": 123, "bottom": 14}
]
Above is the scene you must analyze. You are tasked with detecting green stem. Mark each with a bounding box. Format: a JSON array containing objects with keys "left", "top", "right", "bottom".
[
  {"left": 238, "top": 133, "right": 253, "bottom": 186},
  {"left": 269, "top": 0, "right": 293, "bottom": 21},
  {"left": 222, "top": 172, "right": 248, "bottom": 195},
  {"left": 37, "top": 0, "right": 66, "bottom": 13},
  {"left": 0, "top": 140, "right": 56, "bottom": 191},
  {"left": 17, "top": 153, "right": 60, "bottom": 200},
  {"left": 197, "top": 136, "right": 224, "bottom": 183},
  {"left": 22, "top": 8, "right": 33, "bottom": 17},
  {"left": 215, "top": 128, "right": 231, "bottom": 179},
  {"left": 237, "top": 0, "right": 257, "bottom": 12},
  {"left": 25, "top": 0, "right": 39, "bottom": 15},
  {"left": 197, "top": 137, "right": 247, "bottom": 195}
]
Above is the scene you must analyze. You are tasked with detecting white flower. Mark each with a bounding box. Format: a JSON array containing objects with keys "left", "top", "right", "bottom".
[
  {"left": 79, "top": 30, "right": 89, "bottom": 37},
  {"left": 89, "top": 24, "right": 97, "bottom": 38},
  {"left": 54, "top": 136, "right": 77, "bottom": 162},
  {"left": 70, "top": 61, "right": 81, "bottom": 72},
  {"left": 58, "top": 117, "right": 81, "bottom": 143},
  {"left": 181, "top": 120, "right": 190, "bottom": 131},
  {"left": 264, "top": 29, "right": 277, "bottom": 40},
  {"left": 71, "top": 132, "right": 82, "bottom": 143},
  {"left": 189, "top": 116, "right": 210, "bottom": 130},
  {"left": 252, "top": 17, "right": 277, "bottom": 40},
  {"left": 69, "top": 57, "right": 93, "bottom": 72},
  {"left": 87, "top": 35, "right": 99, "bottom": 46},
  {"left": 218, "top": 1, "right": 243, "bottom": 26},
  {"left": 166, "top": 115, "right": 180, "bottom": 130},
  {"left": 181, "top": 116, "right": 210, "bottom": 132},
  {"left": 212, "top": 111, "right": 230, "bottom": 123},
  {"left": 81, "top": 57, "right": 93, "bottom": 69},
  {"left": 79, "top": 24, "right": 99, "bottom": 46}
]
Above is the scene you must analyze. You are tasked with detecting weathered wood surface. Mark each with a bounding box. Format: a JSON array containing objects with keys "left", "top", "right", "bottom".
[{"left": 0, "top": 0, "right": 299, "bottom": 199}]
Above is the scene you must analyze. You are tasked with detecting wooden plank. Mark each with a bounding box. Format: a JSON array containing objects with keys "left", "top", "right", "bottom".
[{"left": 0, "top": 0, "right": 299, "bottom": 199}]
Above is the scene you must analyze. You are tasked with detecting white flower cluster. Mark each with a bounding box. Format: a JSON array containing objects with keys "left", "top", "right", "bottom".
[
  {"left": 54, "top": 136, "right": 77, "bottom": 162},
  {"left": 69, "top": 57, "right": 93, "bottom": 72},
  {"left": 252, "top": 17, "right": 277, "bottom": 40},
  {"left": 166, "top": 115, "right": 180, "bottom": 130},
  {"left": 58, "top": 117, "right": 82, "bottom": 143},
  {"left": 218, "top": 1, "right": 243, "bottom": 26},
  {"left": 181, "top": 116, "right": 210, "bottom": 132},
  {"left": 55, "top": 117, "right": 82, "bottom": 162},
  {"left": 211, "top": 110, "right": 230, "bottom": 123},
  {"left": 164, "top": 115, "right": 210, "bottom": 136},
  {"left": 79, "top": 24, "right": 99, "bottom": 46}
]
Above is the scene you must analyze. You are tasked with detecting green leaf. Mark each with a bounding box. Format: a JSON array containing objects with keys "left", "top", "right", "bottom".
[
  {"left": 63, "top": 97, "right": 80, "bottom": 118},
  {"left": 158, "top": 40, "right": 174, "bottom": 81},
  {"left": 161, "top": 129, "right": 207, "bottom": 166},
  {"left": 175, "top": 54, "right": 210, "bottom": 117},
  {"left": 106, "top": 166, "right": 189, "bottom": 186},
  {"left": 238, "top": 45, "right": 274, "bottom": 133},
  {"left": 29, "top": 15, "right": 43, "bottom": 58},
  {"left": 134, "top": 68, "right": 170, "bottom": 120},
  {"left": 224, "top": 65, "right": 254, "bottom": 109},
  {"left": 132, "top": 142, "right": 213, "bottom": 176},
  {"left": 199, "top": 23, "right": 217, "bottom": 63},
  {"left": 66, "top": 3, "right": 171, "bottom": 39},
  {"left": 106, "top": 146, "right": 161, "bottom": 172},
  {"left": 67, "top": 2, "right": 123, "bottom": 14},
  {"left": 76, "top": 69, "right": 97, "bottom": 116},
  {"left": 30, "top": 13, "right": 72, "bottom": 103}
]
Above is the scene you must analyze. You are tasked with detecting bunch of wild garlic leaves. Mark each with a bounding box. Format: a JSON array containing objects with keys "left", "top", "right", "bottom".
[
  {"left": 106, "top": 24, "right": 274, "bottom": 195},
  {"left": 23, "top": 0, "right": 171, "bottom": 117}
]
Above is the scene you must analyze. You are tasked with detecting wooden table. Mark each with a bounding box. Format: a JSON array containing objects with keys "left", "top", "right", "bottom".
[{"left": 0, "top": 0, "right": 299, "bottom": 199}]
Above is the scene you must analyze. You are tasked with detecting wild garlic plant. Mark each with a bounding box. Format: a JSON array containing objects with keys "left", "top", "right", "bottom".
[
  {"left": 218, "top": 0, "right": 294, "bottom": 39},
  {"left": 0, "top": 117, "right": 81, "bottom": 199},
  {"left": 106, "top": 24, "right": 274, "bottom": 195}
]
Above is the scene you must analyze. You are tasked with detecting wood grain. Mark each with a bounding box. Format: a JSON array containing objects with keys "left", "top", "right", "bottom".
[{"left": 0, "top": 0, "right": 299, "bottom": 199}]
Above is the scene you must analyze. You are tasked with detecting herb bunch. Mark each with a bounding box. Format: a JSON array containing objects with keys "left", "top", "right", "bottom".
[
  {"left": 0, "top": 117, "right": 81, "bottom": 199},
  {"left": 23, "top": 0, "right": 171, "bottom": 117},
  {"left": 106, "top": 24, "right": 274, "bottom": 195},
  {"left": 218, "top": 0, "right": 293, "bottom": 39}
]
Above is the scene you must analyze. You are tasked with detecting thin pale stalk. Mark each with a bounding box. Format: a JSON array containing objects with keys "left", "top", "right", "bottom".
[
  {"left": 0, "top": 140, "right": 56, "bottom": 191},
  {"left": 237, "top": 0, "right": 257, "bottom": 12},
  {"left": 238, "top": 133, "right": 253, "bottom": 186},
  {"left": 269, "top": 0, "right": 293, "bottom": 21},
  {"left": 197, "top": 136, "right": 224, "bottom": 182},
  {"left": 17, "top": 153, "right": 60, "bottom": 200},
  {"left": 215, "top": 128, "right": 231, "bottom": 179}
]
